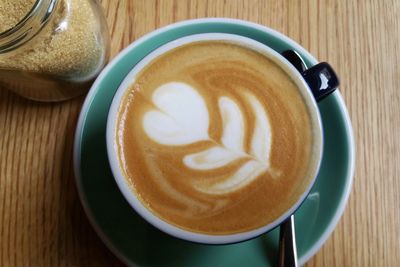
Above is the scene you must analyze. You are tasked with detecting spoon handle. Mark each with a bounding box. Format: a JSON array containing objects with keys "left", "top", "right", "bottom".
[{"left": 279, "top": 215, "right": 298, "bottom": 267}]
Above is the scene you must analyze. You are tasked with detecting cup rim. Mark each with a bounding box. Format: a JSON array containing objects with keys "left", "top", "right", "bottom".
[{"left": 106, "top": 32, "right": 323, "bottom": 244}]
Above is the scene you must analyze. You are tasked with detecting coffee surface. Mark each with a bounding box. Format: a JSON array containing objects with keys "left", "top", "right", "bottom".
[{"left": 116, "top": 41, "right": 320, "bottom": 234}]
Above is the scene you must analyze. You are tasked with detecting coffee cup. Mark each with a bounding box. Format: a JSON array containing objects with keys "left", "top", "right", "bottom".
[{"left": 106, "top": 33, "right": 339, "bottom": 244}]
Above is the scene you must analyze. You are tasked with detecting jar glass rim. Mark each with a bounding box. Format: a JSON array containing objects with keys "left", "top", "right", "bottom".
[{"left": 0, "top": 0, "right": 59, "bottom": 54}]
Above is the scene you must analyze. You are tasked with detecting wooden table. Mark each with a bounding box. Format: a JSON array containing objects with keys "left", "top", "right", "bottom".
[{"left": 1, "top": 0, "right": 399, "bottom": 266}]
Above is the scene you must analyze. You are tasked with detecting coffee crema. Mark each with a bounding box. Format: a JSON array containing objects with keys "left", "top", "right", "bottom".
[{"left": 116, "top": 41, "right": 320, "bottom": 235}]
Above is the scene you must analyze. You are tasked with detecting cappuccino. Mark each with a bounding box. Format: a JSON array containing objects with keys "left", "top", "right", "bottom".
[{"left": 115, "top": 40, "right": 321, "bottom": 234}]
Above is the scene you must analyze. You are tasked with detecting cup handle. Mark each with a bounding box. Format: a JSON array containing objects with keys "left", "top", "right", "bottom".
[{"left": 281, "top": 50, "right": 340, "bottom": 102}]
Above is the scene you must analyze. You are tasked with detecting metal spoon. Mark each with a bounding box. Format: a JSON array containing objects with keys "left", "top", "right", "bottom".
[{"left": 279, "top": 215, "right": 298, "bottom": 267}]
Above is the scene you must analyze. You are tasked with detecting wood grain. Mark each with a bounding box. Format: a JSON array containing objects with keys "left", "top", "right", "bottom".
[{"left": 1, "top": 0, "right": 399, "bottom": 266}]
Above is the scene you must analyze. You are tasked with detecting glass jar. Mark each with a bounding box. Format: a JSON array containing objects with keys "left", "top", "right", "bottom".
[{"left": 0, "top": 0, "right": 110, "bottom": 101}]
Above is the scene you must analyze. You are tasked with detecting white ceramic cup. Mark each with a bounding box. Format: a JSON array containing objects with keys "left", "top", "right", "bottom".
[{"left": 106, "top": 33, "right": 324, "bottom": 244}]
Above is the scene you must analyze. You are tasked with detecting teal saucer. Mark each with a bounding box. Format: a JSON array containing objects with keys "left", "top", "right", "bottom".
[{"left": 73, "top": 19, "right": 355, "bottom": 267}]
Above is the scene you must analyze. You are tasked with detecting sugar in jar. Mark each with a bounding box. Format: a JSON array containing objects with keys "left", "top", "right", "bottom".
[{"left": 0, "top": 0, "right": 109, "bottom": 101}]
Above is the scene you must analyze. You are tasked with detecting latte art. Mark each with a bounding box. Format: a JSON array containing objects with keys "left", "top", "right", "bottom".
[
  {"left": 143, "top": 82, "right": 272, "bottom": 194},
  {"left": 116, "top": 41, "right": 321, "bottom": 234}
]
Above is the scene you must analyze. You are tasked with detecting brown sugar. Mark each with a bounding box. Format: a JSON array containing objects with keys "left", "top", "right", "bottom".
[
  {"left": 0, "top": 0, "right": 36, "bottom": 33},
  {"left": 0, "top": 0, "right": 105, "bottom": 80}
]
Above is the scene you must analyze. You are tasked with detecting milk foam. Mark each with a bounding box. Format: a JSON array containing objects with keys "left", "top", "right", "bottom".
[
  {"left": 142, "top": 82, "right": 273, "bottom": 194},
  {"left": 143, "top": 82, "right": 210, "bottom": 145},
  {"left": 246, "top": 93, "right": 271, "bottom": 165},
  {"left": 219, "top": 96, "right": 245, "bottom": 153}
]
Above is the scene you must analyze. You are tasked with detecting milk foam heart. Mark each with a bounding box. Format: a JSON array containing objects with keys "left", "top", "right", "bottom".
[
  {"left": 143, "top": 82, "right": 273, "bottom": 194},
  {"left": 143, "top": 82, "right": 209, "bottom": 146}
]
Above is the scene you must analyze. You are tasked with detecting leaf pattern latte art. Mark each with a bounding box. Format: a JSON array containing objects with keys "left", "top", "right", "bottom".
[{"left": 143, "top": 82, "right": 273, "bottom": 194}]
